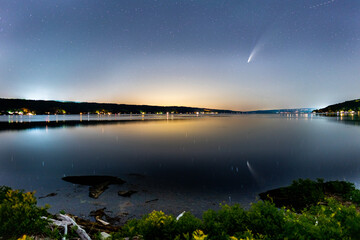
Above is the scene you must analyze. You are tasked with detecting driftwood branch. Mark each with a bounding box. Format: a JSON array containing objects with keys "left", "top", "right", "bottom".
[{"left": 42, "top": 214, "right": 91, "bottom": 240}]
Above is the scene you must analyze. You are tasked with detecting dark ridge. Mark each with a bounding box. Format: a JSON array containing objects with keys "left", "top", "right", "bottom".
[
  {"left": 315, "top": 98, "right": 360, "bottom": 113},
  {"left": 243, "top": 108, "right": 315, "bottom": 114},
  {"left": 0, "top": 98, "right": 238, "bottom": 115}
]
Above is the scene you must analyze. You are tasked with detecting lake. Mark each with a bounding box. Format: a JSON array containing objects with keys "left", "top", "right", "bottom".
[{"left": 1, "top": 114, "right": 360, "bottom": 220}]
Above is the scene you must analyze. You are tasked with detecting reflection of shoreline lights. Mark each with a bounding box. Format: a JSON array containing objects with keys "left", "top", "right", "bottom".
[{"left": 1, "top": 113, "right": 223, "bottom": 124}]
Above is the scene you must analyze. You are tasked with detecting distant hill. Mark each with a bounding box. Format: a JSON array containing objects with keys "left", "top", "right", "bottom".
[
  {"left": 244, "top": 108, "right": 315, "bottom": 114},
  {"left": 0, "top": 98, "right": 238, "bottom": 115},
  {"left": 315, "top": 99, "right": 360, "bottom": 113}
]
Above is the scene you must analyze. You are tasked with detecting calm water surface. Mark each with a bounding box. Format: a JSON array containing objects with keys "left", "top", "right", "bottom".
[{"left": 1, "top": 114, "right": 360, "bottom": 218}]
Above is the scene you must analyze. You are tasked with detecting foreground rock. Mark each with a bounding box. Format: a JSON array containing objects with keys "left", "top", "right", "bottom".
[
  {"left": 62, "top": 175, "right": 126, "bottom": 199},
  {"left": 38, "top": 192, "right": 57, "bottom": 199},
  {"left": 62, "top": 176, "right": 126, "bottom": 185},
  {"left": 118, "top": 190, "right": 137, "bottom": 197}
]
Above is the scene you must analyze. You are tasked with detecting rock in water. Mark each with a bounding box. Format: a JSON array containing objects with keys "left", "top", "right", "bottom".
[
  {"left": 118, "top": 190, "right": 137, "bottom": 197},
  {"left": 62, "top": 175, "right": 126, "bottom": 199},
  {"left": 89, "top": 181, "right": 111, "bottom": 199},
  {"left": 38, "top": 192, "right": 57, "bottom": 199},
  {"left": 62, "top": 175, "right": 126, "bottom": 185}
]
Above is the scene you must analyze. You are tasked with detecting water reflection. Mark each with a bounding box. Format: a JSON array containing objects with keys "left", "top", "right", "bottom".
[{"left": 1, "top": 114, "right": 360, "bottom": 216}]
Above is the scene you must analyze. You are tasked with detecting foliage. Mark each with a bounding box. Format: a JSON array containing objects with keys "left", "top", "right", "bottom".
[
  {"left": 246, "top": 201, "right": 285, "bottom": 239},
  {"left": 282, "top": 198, "right": 360, "bottom": 240},
  {"left": 4, "top": 179, "right": 360, "bottom": 240},
  {"left": 192, "top": 229, "right": 207, "bottom": 240},
  {"left": 324, "top": 180, "right": 355, "bottom": 195},
  {"left": 261, "top": 178, "right": 360, "bottom": 211},
  {"left": 203, "top": 204, "right": 247, "bottom": 240},
  {"left": 113, "top": 210, "right": 176, "bottom": 240},
  {"left": 115, "top": 195, "right": 360, "bottom": 240},
  {"left": 0, "top": 186, "right": 50, "bottom": 238},
  {"left": 323, "top": 180, "right": 360, "bottom": 205},
  {"left": 175, "top": 212, "right": 203, "bottom": 238},
  {"left": 17, "top": 235, "right": 34, "bottom": 240},
  {"left": 348, "top": 189, "right": 360, "bottom": 205},
  {"left": 285, "top": 178, "right": 325, "bottom": 210}
]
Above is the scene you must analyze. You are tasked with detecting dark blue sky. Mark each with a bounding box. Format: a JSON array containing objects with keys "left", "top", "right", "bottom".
[{"left": 1, "top": 0, "right": 359, "bottom": 110}]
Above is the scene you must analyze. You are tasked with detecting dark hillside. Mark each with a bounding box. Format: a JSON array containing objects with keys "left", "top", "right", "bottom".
[
  {"left": 315, "top": 99, "right": 360, "bottom": 113},
  {"left": 0, "top": 98, "right": 237, "bottom": 115}
]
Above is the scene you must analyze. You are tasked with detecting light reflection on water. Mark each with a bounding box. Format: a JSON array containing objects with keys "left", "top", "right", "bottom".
[
  {"left": 0, "top": 113, "right": 202, "bottom": 123},
  {"left": 1, "top": 114, "right": 360, "bottom": 216}
]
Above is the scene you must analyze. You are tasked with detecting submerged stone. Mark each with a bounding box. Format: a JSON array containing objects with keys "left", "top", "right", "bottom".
[
  {"left": 62, "top": 175, "right": 126, "bottom": 199},
  {"left": 118, "top": 190, "right": 137, "bottom": 197},
  {"left": 62, "top": 175, "right": 126, "bottom": 185}
]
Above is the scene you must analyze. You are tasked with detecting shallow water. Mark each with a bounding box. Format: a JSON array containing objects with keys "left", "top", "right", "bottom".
[{"left": 1, "top": 114, "right": 360, "bottom": 219}]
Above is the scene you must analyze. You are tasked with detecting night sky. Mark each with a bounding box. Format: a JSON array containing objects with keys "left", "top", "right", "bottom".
[{"left": 1, "top": 0, "right": 359, "bottom": 111}]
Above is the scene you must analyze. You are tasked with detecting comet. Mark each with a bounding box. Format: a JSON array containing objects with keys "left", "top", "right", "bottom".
[
  {"left": 247, "top": 43, "right": 264, "bottom": 63},
  {"left": 247, "top": 53, "right": 254, "bottom": 63},
  {"left": 247, "top": 0, "right": 337, "bottom": 63}
]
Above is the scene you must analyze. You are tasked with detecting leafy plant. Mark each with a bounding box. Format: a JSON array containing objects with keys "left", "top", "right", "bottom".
[
  {"left": 246, "top": 201, "right": 285, "bottom": 239},
  {"left": 324, "top": 180, "right": 355, "bottom": 195},
  {"left": 283, "top": 198, "right": 360, "bottom": 240},
  {"left": 0, "top": 186, "right": 50, "bottom": 238},
  {"left": 203, "top": 204, "right": 247, "bottom": 240},
  {"left": 348, "top": 189, "right": 360, "bottom": 204},
  {"left": 175, "top": 212, "right": 203, "bottom": 238},
  {"left": 286, "top": 178, "right": 325, "bottom": 210}
]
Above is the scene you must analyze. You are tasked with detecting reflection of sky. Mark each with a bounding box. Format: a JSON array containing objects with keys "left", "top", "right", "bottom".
[{"left": 1, "top": 1, "right": 360, "bottom": 110}]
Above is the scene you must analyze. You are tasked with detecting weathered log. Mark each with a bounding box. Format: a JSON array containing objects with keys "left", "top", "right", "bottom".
[{"left": 43, "top": 214, "right": 91, "bottom": 240}]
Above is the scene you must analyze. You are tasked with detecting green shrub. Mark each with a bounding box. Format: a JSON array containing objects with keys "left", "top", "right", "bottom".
[
  {"left": 348, "top": 189, "right": 360, "bottom": 204},
  {"left": 112, "top": 218, "right": 139, "bottom": 239},
  {"left": 283, "top": 198, "right": 360, "bottom": 240},
  {"left": 231, "top": 229, "right": 268, "bottom": 240},
  {"left": 175, "top": 212, "right": 203, "bottom": 239},
  {"left": 114, "top": 198, "right": 360, "bottom": 240},
  {"left": 203, "top": 204, "right": 247, "bottom": 240},
  {"left": 111, "top": 180, "right": 360, "bottom": 240},
  {"left": 115, "top": 210, "right": 176, "bottom": 240},
  {"left": 324, "top": 180, "right": 355, "bottom": 195},
  {"left": 0, "top": 186, "right": 50, "bottom": 238},
  {"left": 286, "top": 178, "right": 325, "bottom": 210},
  {"left": 246, "top": 201, "right": 285, "bottom": 239}
]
